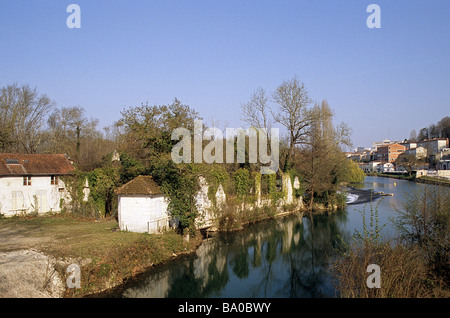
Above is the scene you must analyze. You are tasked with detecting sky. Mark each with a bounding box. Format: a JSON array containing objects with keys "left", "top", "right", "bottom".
[{"left": 1, "top": 0, "right": 449, "bottom": 149}]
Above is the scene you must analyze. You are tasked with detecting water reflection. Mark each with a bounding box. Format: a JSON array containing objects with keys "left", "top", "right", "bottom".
[
  {"left": 121, "top": 211, "right": 350, "bottom": 298},
  {"left": 118, "top": 176, "right": 427, "bottom": 298}
]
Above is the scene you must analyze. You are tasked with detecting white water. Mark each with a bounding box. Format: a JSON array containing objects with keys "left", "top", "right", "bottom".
[{"left": 345, "top": 193, "right": 359, "bottom": 204}]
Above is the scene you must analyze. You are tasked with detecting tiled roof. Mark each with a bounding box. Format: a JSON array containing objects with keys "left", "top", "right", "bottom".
[
  {"left": 115, "top": 175, "right": 163, "bottom": 196},
  {"left": 0, "top": 153, "right": 75, "bottom": 176}
]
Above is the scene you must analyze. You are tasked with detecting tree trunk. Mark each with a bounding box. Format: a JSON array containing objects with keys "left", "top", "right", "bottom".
[{"left": 309, "top": 187, "right": 314, "bottom": 212}]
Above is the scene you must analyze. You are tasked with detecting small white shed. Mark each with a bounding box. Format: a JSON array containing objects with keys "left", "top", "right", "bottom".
[{"left": 115, "top": 175, "right": 169, "bottom": 234}]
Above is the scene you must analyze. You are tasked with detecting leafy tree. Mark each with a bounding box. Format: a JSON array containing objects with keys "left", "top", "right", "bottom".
[
  {"left": 119, "top": 152, "right": 146, "bottom": 184},
  {"left": 341, "top": 159, "right": 366, "bottom": 183},
  {"left": 118, "top": 98, "right": 201, "bottom": 161},
  {"left": 296, "top": 100, "right": 351, "bottom": 210}
]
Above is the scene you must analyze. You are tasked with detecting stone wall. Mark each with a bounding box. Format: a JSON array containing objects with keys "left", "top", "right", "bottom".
[{"left": 194, "top": 173, "right": 303, "bottom": 231}]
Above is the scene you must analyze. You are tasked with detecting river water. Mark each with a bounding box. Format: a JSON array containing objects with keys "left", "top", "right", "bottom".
[{"left": 116, "top": 176, "right": 429, "bottom": 298}]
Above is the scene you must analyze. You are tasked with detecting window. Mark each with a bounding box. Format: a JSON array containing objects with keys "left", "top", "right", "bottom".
[
  {"left": 23, "top": 176, "right": 31, "bottom": 186},
  {"left": 6, "top": 159, "right": 20, "bottom": 164},
  {"left": 51, "top": 176, "right": 58, "bottom": 185},
  {"left": 12, "top": 191, "right": 24, "bottom": 210},
  {"left": 34, "top": 191, "right": 47, "bottom": 213}
]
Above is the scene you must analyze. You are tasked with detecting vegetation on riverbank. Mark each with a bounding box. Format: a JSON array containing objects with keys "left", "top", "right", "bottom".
[
  {"left": 332, "top": 185, "right": 450, "bottom": 298},
  {"left": 0, "top": 79, "right": 366, "bottom": 298}
]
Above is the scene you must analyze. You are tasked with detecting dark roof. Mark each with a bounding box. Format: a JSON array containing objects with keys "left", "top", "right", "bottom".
[
  {"left": 0, "top": 153, "right": 75, "bottom": 176},
  {"left": 115, "top": 175, "right": 163, "bottom": 196}
]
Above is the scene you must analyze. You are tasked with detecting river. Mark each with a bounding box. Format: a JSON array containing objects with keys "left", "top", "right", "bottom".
[{"left": 114, "top": 176, "right": 430, "bottom": 298}]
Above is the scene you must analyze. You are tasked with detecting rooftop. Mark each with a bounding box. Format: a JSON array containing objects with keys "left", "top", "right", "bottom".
[
  {"left": 0, "top": 153, "right": 75, "bottom": 176},
  {"left": 115, "top": 175, "right": 163, "bottom": 196}
]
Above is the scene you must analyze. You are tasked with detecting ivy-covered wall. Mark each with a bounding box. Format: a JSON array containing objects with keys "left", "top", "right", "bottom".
[{"left": 195, "top": 169, "right": 304, "bottom": 231}]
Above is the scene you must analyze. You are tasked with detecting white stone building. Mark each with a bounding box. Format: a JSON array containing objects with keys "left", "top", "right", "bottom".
[
  {"left": 0, "top": 153, "right": 75, "bottom": 217},
  {"left": 417, "top": 138, "right": 449, "bottom": 156},
  {"left": 377, "top": 162, "right": 395, "bottom": 173},
  {"left": 405, "top": 146, "right": 427, "bottom": 159},
  {"left": 115, "top": 175, "right": 170, "bottom": 234}
]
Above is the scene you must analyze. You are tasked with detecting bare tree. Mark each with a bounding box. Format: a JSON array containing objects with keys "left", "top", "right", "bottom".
[
  {"left": 241, "top": 87, "right": 272, "bottom": 133},
  {"left": 409, "top": 129, "right": 418, "bottom": 142},
  {"left": 437, "top": 116, "right": 450, "bottom": 139},
  {"left": 0, "top": 83, "right": 54, "bottom": 153},
  {"left": 47, "top": 106, "right": 86, "bottom": 154},
  {"left": 272, "top": 77, "right": 313, "bottom": 170}
]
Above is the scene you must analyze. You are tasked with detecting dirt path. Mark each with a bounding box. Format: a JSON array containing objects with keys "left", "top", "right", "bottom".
[
  {"left": 0, "top": 225, "right": 51, "bottom": 252},
  {"left": 0, "top": 225, "right": 65, "bottom": 298}
]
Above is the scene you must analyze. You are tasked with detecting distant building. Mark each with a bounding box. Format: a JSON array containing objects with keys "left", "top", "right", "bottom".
[
  {"left": 355, "top": 146, "right": 370, "bottom": 152},
  {"left": 438, "top": 159, "right": 450, "bottom": 170},
  {"left": 400, "top": 142, "right": 417, "bottom": 150},
  {"left": 405, "top": 146, "right": 427, "bottom": 159},
  {"left": 359, "top": 161, "right": 381, "bottom": 173},
  {"left": 359, "top": 163, "right": 370, "bottom": 173},
  {"left": 370, "top": 161, "right": 381, "bottom": 172},
  {"left": 376, "top": 143, "right": 406, "bottom": 163},
  {"left": 371, "top": 139, "right": 401, "bottom": 152},
  {"left": 437, "top": 149, "right": 450, "bottom": 170},
  {"left": 377, "top": 162, "right": 395, "bottom": 173},
  {"left": 417, "top": 138, "right": 449, "bottom": 156}
]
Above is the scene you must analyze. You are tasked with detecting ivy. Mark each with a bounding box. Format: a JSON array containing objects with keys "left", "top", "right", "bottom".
[
  {"left": 205, "top": 165, "right": 229, "bottom": 206},
  {"left": 233, "top": 168, "right": 251, "bottom": 201},
  {"left": 263, "top": 173, "right": 284, "bottom": 204},
  {"left": 287, "top": 169, "right": 305, "bottom": 198},
  {"left": 152, "top": 160, "right": 199, "bottom": 235},
  {"left": 119, "top": 152, "right": 146, "bottom": 184},
  {"left": 87, "top": 167, "right": 121, "bottom": 217}
]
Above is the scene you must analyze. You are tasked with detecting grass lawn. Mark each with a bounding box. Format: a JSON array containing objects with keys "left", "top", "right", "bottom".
[{"left": 0, "top": 214, "right": 202, "bottom": 297}]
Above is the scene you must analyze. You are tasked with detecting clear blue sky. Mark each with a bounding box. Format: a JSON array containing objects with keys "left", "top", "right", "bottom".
[{"left": 1, "top": 0, "right": 449, "bottom": 149}]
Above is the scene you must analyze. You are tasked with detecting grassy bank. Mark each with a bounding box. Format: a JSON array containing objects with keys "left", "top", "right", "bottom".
[
  {"left": 416, "top": 175, "right": 450, "bottom": 186},
  {"left": 365, "top": 172, "right": 415, "bottom": 181},
  {"left": 0, "top": 214, "right": 202, "bottom": 297}
]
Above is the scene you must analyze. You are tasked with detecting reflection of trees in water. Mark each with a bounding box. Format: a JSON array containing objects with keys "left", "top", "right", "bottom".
[{"left": 124, "top": 210, "right": 351, "bottom": 298}]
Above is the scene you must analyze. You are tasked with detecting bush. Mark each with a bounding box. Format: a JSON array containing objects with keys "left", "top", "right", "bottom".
[
  {"left": 394, "top": 185, "right": 450, "bottom": 282},
  {"left": 332, "top": 239, "right": 441, "bottom": 298},
  {"left": 332, "top": 194, "right": 450, "bottom": 298}
]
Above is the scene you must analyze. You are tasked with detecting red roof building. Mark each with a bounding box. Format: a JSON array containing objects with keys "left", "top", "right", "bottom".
[
  {"left": 0, "top": 153, "right": 75, "bottom": 217},
  {"left": 0, "top": 153, "right": 75, "bottom": 176}
]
